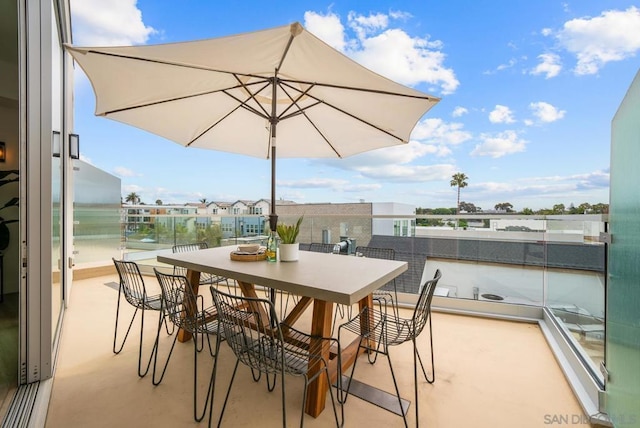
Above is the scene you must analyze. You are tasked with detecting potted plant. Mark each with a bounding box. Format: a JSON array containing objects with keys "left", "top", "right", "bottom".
[{"left": 276, "top": 216, "right": 303, "bottom": 261}]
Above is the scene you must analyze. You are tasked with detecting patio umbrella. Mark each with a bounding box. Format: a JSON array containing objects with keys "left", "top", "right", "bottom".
[{"left": 65, "top": 22, "right": 440, "bottom": 231}]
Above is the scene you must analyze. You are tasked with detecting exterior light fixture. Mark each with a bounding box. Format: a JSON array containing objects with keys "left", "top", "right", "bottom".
[
  {"left": 0, "top": 142, "right": 5, "bottom": 162},
  {"left": 53, "top": 131, "right": 61, "bottom": 157},
  {"left": 69, "top": 133, "right": 80, "bottom": 159}
]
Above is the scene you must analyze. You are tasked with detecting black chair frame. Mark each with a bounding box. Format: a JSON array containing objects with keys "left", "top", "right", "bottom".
[
  {"left": 112, "top": 258, "right": 172, "bottom": 378},
  {"left": 338, "top": 269, "right": 442, "bottom": 428},
  {"left": 209, "top": 287, "right": 344, "bottom": 427},
  {"left": 153, "top": 269, "right": 221, "bottom": 422}
]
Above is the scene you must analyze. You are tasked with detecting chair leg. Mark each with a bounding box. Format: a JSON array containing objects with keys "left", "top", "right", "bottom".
[
  {"left": 337, "top": 334, "right": 368, "bottom": 404},
  {"left": 385, "top": 347, "right": 409, "bottom": 428},
  {"left": 414, "top": 316, "right": 435, "bottom": 384},
  {"left": 151, "top": 299, "right": 179, "bottom": 385},
  {"left": 193, "top": 333, "right": 219, "bottom": 422},
  {"left": 113, "top": 289, "right": 138, "bottom": 355},
  {"left": 206, "top": 337, "right": 222, "bottom": 428},
  {"left": 136, "top": 306, "right": 157, "bottom": 377},
  {"left": 367, "top": 298, "right": 386, "bottom": 364},
  {"left": 413, "top": 337, "right": 420, "bottom": 428},
  {"left": 152, "top": 321, "right": 179, "bottom": 385},
  {"left": 215, "top": 358, "right": 240, "bottom": 428}
]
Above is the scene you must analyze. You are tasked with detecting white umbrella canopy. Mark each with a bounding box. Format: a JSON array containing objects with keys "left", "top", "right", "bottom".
[{"left": 66, "top": 22, "right": 440, "bottom": 229}]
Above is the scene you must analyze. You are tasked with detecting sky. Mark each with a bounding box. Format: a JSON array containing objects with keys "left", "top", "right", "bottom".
[{"left": 68, "top": 1, "right": 640, "bottom": 211}]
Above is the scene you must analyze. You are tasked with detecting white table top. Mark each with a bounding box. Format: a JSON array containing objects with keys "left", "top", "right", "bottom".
[{"left": 158, "top": 246, "right": 408, "bottom": 306}]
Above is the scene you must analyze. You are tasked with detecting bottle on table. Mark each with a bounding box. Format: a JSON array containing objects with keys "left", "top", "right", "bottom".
[{"left": 266, "top": 230, "right": 278, "bottom": 262}]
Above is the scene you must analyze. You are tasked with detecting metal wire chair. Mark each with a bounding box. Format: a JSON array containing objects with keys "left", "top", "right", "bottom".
[
  {"left": 153, "top": 269, "right": 221, "bottom": 422},
  {"left": 338, "top": 269, "right": 442, "bottom": 428},
  {"left": 302, "top": 243, "right": 350, "bottom": 334},
  {"left": 308, "top": 242, "right": 334, "bottom": 253},
  {"left": 209, "top": 287, "right": 344, "bottom": 427},
  {"left": 172, "top": 242, "right": 232, "bottom": 291},
  {"left": 355, "top": 246, "right": 398, "bottom": 320},
  {"left": 112, "top": 258, "right": 171, "bottom": 377}
]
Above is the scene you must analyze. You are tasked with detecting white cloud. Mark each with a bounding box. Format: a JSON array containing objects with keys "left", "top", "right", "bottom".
[
  {"left": 541, "top": 28, "right": 553, "bottom": 37},
  {"left": 277, "top": 178, "right": 382, "bottom": 193},
  {"left": 529, "top": 101, "right": 566, "bottom": 123},
  {"left": 122, "top": 184, "right": 144, "bottom": 193},
  {"left": 113, "top": 166, "right": 140, "bottom": 177},
  {"left": 496, "top": 58, "right": 517, "bottom": 71},
  {"left": 305, "top": 11, "right": 459, "bottom": 94},
  {"left": 530, "top": 53, "right": 562, "bottom": 78},
  {"left": 278, "top": 178, "right": 348, "bottom": 189},
  {"left": 304, "top": 11, "right": 348, "bottom": 52},
  {"left": 347, "top": 11, "right": 389, "bottom": 39},
  {"left": 471, "top": 130, "right": 527, "bottom": 158},
  {"left": 389, "top": 10, "right": 413, "bottom": 20},
  {"left": 412, "top": 118, "right": 472, "bottom": 146},
  {"left": 557, "top": 6, "right": 640, "bottom": 75},
  {"left": 70, "top": 0, "right": 156, "bottom": 46},
  {"left": 488, "top": 105, "right": 515, "bottom": 124},
  {"left": 342, "top": 183, "right": 383, "bottom": 192},
  {"left": 357, "top": 163, "right": 457, "bottom": 182},
  {"left": 324, "top": 139, "right": 442, "bottom": 173},
  {"left": 452, "top": 106, "right": 468, "bottom": 117}
]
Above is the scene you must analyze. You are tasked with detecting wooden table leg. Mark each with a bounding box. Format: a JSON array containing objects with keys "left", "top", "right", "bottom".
[
  {"left": 305, "top": 299, "right": 333, "bottom": 417},
  {"left": 177, "top": 269, "right": 201, "bottom": 342}
]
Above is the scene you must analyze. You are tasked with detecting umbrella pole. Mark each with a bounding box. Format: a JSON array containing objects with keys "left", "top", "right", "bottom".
[
  {"left": 268, "top": 143, "right": 277, "bottom": 312},
  {"left": 269, "top": 76, "right": 278, "bottom": 309}
]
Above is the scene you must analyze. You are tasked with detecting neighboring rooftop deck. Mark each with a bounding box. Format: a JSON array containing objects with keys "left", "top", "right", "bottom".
[{"left": 44, "top": 272, "right": 589, "bottom": 428}]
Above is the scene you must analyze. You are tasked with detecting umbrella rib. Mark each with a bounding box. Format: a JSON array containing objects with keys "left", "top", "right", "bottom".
[
  {"left": 278, "top": 81, "right": 408, "bottom": 143},
  {"left": 275, "top": 80, "right": 316, "bottom": 119},
  {"left": 279, "top": 77, "right": 439, "bottom": 102},
  {"left": 231, "top": 74, "right": 272, "bottom": 119},
  {"left": 185, "top": 103, "right": 246, "bottom": 147},
  {"left": 187, "top": 79, "right": 274, "bottom": 148},
  {"left": 100, "top": 80, "right": 269, "bottom": 116},
  {"left": 275, "top": 82, "right": 343, "bottom": 157},
  {"left": 83, "top": 50, "right": 274, "bottom": 82}
]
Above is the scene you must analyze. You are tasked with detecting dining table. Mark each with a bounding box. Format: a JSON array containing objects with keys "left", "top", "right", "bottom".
[{"left": 157, "top": 245, "right": 408, "bottom": 418}]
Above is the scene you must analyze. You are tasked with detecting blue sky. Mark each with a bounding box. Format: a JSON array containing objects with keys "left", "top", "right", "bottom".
[{"left": 69, "top": 1, "right": 640, "bottom": 210}]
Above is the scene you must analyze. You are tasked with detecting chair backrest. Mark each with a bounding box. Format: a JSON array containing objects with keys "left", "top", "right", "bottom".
[
  {"left": 355, "top": 246, "right": 395, "bottom": 261},
  {"left": 308, "top": 242, "right": 334, "bottom": 253},
  {"left": 154, "top": 269, "right": 199, "bottom": 332},
  {"left": 210, "top": 287, "right": 284, "bottom": 375},
  {"left": 171, "top": 242, "right": 208, "bottom": 275},
  {"left": 299, "top": 243, "right": 312, "bottom": 251},
  {"left": 172, "top": 242, "right": 209, "bottom": 253},
  {"left": 113, "top": 258, "right": 148, "bottom": 305},
  {"left": 412, "top": 269, "right": 442, "bottom": 337},
  {"left": 355, "top": 246, "right": 396, "bottom": 289}
]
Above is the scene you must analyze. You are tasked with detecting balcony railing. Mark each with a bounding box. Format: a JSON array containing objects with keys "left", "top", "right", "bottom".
[{"left": 74, "top": 210, "right": 607, "bottom": 390}]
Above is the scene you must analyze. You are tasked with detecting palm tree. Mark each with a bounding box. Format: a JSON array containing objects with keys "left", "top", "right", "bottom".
[
  {"left": 125, "top": 192, "right": 140, "bottom": 205},
  {"left": 450, "top": 172, "right": 469, "bottom": 216},
  {"left": 199, "top": 198, "right": 208, "bottom": 205}
]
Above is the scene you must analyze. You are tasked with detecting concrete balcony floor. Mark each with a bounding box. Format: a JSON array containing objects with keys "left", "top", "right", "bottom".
[{"left": 45, "top": 273, "right": 589, "bottom": 428}]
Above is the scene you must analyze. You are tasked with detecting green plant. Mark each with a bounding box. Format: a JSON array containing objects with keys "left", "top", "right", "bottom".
[{"left": 276, "top": 216, "right": 303, "bottom": 244}]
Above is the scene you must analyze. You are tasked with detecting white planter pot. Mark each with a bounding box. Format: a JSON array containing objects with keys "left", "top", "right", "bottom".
[{"left": 279, "top": 243, "right": 299, "bottom": 262}]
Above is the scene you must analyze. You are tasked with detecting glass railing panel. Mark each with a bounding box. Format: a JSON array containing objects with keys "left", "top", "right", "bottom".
[
  {"left": 414, "top": 214, "right": 547, "bottom": 304},
  {"left": 544, "top": 216, "right": 606, "bottom": 381},
  {"left": 109, "top": 211, "right": 606, "bottom": 384},
  {"left": 73, "top": 205, "right": 122, "bottom": 266}
]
